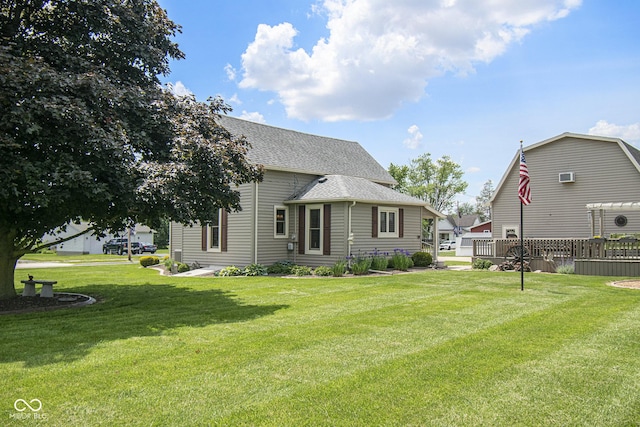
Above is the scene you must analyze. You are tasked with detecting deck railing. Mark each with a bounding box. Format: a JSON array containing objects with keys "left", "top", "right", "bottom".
[{"left": 473, "top": 238, "right": 640, "bottom": 260}]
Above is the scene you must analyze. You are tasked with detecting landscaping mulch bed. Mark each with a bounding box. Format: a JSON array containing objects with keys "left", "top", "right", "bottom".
[
  {"left": 0, "top": 293, "right": 96, "bottom": 315},
  {"left": 610, "top": 280, "right": 640, "bottom": 289}
]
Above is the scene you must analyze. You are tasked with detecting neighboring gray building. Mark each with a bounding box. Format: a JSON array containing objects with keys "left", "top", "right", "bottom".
[
  {"left": 491, "top": 133, "right": 640, "bottom": 239},
  {"left": 170, "top": 116, "right": 443, "bottom": 268}
]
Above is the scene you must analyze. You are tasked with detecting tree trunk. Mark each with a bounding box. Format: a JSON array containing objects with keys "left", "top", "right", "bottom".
[{"left": 0, "top": 231, "right": 19, "bottom": 300}]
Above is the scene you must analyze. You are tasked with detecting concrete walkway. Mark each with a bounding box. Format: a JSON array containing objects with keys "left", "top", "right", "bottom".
[
  {"left": 436, "top": 256, "right": 471, "bottom": 262},
  {"left": 16, "top": 260, "right": 134, "bottom": 269}
]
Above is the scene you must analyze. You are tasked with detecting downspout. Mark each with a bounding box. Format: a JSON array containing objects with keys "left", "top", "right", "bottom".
[
  {"left": 168, "top": 221, "right": 172, "bottom": 258},
  {"left": 253, "top": 181, "right": 259, "bottom": 264},
  {"left": 293, "top": 204, "right": 297, "bottom": 264},
  {"left": 348, "top": 201, "right": 356, "bottom": 263}
]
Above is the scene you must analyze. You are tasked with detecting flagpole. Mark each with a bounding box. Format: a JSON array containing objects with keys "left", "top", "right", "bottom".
[
  {"left": 519, "top": 140, "right": 525, "bottom": 291},
  {"left": 520, "top": 198, "right": 524, "bottom": 291}
]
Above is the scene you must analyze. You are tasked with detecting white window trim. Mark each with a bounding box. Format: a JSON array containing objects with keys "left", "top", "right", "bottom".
[
  {"left": 502, "top": 225, "right": 519, "bottom": 239},
  {"left": 306, "top": 204, "right": 323, "bottom": 254},
  {"left": 274, "top": 205, "right": 288, "bottom": 239},
  {"left": 207, "top": 209, "right": 222, "bottom": 252},
  {"left": 378, "top": 206, "right": 399, "bottom": 238}
]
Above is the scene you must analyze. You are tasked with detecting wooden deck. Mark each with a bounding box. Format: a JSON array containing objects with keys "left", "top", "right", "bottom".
[{"left": 472, "top": 238, "right": 640, "bottom": 276}]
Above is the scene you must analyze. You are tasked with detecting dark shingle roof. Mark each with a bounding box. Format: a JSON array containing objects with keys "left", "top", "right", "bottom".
[
  {"left": 217, "top": 115, "right": 395, "bottom": 185},
  {"left": 445, "top": 214, "right": 479, "bottom": 228},
  {"left": 285, "top": 175, "right": 444, "bottom": 218},
  {"left": 623, "top": 141, "right": 640, "bottom": 166}
]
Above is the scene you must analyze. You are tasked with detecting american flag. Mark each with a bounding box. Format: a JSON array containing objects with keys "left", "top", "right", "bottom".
[{"left": 518, "top": 148, "right": 531, "bottom": 205}]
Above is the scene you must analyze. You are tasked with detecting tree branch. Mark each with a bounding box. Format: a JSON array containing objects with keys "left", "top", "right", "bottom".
[{"left": 31, "top": 225, "right": 99, "bottom": 253}]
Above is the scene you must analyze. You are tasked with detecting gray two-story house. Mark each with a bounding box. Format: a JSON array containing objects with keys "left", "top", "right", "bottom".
[{"left": 170, "top": 116, "right": 443, "bottom": 268}]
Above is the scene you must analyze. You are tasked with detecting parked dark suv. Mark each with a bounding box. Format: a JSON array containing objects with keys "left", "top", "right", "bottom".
[{"left": 102, "top": 238, "right": 141, "bottom": 255}]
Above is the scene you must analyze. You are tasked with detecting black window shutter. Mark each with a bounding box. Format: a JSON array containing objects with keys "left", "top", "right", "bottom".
[
  {"left": 298, "top": 205, "right": 305, "bottom": 255},
  {"left": 221, "top": 210, "right": 228, "bottom": 252},
  {"left": 323, "top": 204, "right": 331, "bottom": 255},
  {"left": 372, "top": 206, "right": 378, "bottom": 238},
  {"left": 201, "top": 225, "right": 207, "bottom": 251}
]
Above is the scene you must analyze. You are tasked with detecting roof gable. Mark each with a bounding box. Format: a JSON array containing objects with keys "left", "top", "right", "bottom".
[
  {"left": 448, "top": 214, "right": 480, "bottom": 228},
  {"left": 217, "top": 115, "right": 395, "bottom": 185},
  {"left": 491, "top": 132, "right": 640, "bottom": 203}
]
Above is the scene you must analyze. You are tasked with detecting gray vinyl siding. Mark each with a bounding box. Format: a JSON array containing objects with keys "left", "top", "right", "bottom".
[
  {"left": 493, "top": 136, "right": 640, "bottom": 238},
  {"left": 169, "top": 222, "right": 182, "bottom": 260},
  {"left": 170, "top": 183, "right": 255, "bottom": 267},
  {"left": 350, "top": 203, "right": 423, "bottom": 256},
  {"left": 170, "top": 169, "right": 429, "bottom": 268},
  {"left": 255, "top": 170, "right": 317, "bottom": 265}
]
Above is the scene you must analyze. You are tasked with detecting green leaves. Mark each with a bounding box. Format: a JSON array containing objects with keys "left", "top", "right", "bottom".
[
  {"left": 389, "top": 153, "right": 467, "bottom": 213},
  {"left": 0, "top": 1, "right": 261, "bottom": 297}
]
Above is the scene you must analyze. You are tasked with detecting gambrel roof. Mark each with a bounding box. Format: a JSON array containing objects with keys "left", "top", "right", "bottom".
[
  {"left": 491, "top": 132, "right": 640, "bottom": 203},
  {"left": 217, "top": 115, "right": 396, "bottom": 185}
]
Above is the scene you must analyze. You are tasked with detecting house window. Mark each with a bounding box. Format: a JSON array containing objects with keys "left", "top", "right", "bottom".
[
  {"left": 208, "top": 209, "right": 221, "bottom": 252},
  {"left": 503, "top": 225, "right": 519, "bottom": 239},
  {"left": 378, "top": 207, "right": 399, "bottom": 238},
  {"left": 201, "top": 209, "right": 228, "bottom": 253},
  {"left": 306, "top": 204, "right": 323, "bottom": 253},
  {"left": 274, "top": 206, "right": 288, "bottom": 238}
]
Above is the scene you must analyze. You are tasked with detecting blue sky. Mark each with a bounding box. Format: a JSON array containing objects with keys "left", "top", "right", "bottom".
[{"left": 157, "top": 0, "right": 640, "bottom": 209}]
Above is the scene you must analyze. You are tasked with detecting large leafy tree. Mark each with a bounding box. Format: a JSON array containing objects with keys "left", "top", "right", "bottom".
[
  {"left": 389, "top": 153, "right": 467, "bottom": 242},
  {"left": 0, "top": 0, "right": 263, "bottom": 299},
  {"left": 390, "top": 153, "right": 468, "bottom": 213}
]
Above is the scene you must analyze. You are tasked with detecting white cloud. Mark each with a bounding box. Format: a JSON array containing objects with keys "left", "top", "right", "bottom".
[
  {"left": 239, "top": 111, "right": 267, "bottom": 124},
  {"left": 240, "top": 0, "right": 581, "bottom": 121},
  {"left": 403, "top": 124, "right": 423, "bottom": 149},
  {"left": 167, "top": 81, "right": 193, "bottom": 97},
  {"left": 224, "top": 64, "right": 237, "bottom": 81},
  {"left": 467, "top": 166, "right": 481, "bottom": 173},
  {"left": 229, "top": 93, "right": 242, "bottom": 105},
  {"left": 588, "top": 120, "right": 640, "bottom": 142}
]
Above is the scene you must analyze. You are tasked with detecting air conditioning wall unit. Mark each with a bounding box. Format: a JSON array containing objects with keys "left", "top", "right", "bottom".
[{"left": 559, "top": 172, "right": 575, "bottom": 183}]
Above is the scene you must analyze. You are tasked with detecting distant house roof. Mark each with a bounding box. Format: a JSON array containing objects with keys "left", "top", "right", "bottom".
[
  {"left": 491, "top": 132, "right": 640, "bottom": 203},
  {"left": 284, "top": 175, "right": 444, "bottom": 218},
  {"left": 439, "top": 214, "right": 480, "bottom": 230},
  {"left": 451, "top": 214, "right": 479, "bottom": 228},
  {"left": 217, "top": 115, "right": 395, "bottom": 185}
]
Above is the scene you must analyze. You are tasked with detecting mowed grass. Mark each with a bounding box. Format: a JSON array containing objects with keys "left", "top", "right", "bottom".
[
  {"left": 20, "top": 250, "right": 169, "bottom": 263},
  {"left": 2, "top": 264, "right": 640, "bottom": 426}
]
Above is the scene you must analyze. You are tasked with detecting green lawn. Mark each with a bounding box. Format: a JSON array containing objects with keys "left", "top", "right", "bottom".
[
  {"left": 20, "top": 250, "right": 169, "bottom": 263},
  {"left": 2, "top": 265, "right": 640, "bottom": 426}
]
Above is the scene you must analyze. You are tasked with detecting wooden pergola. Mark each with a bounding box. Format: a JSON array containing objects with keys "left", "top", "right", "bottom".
[{"left": 586, "top": 202, "right": 640, "bottom": 237}]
